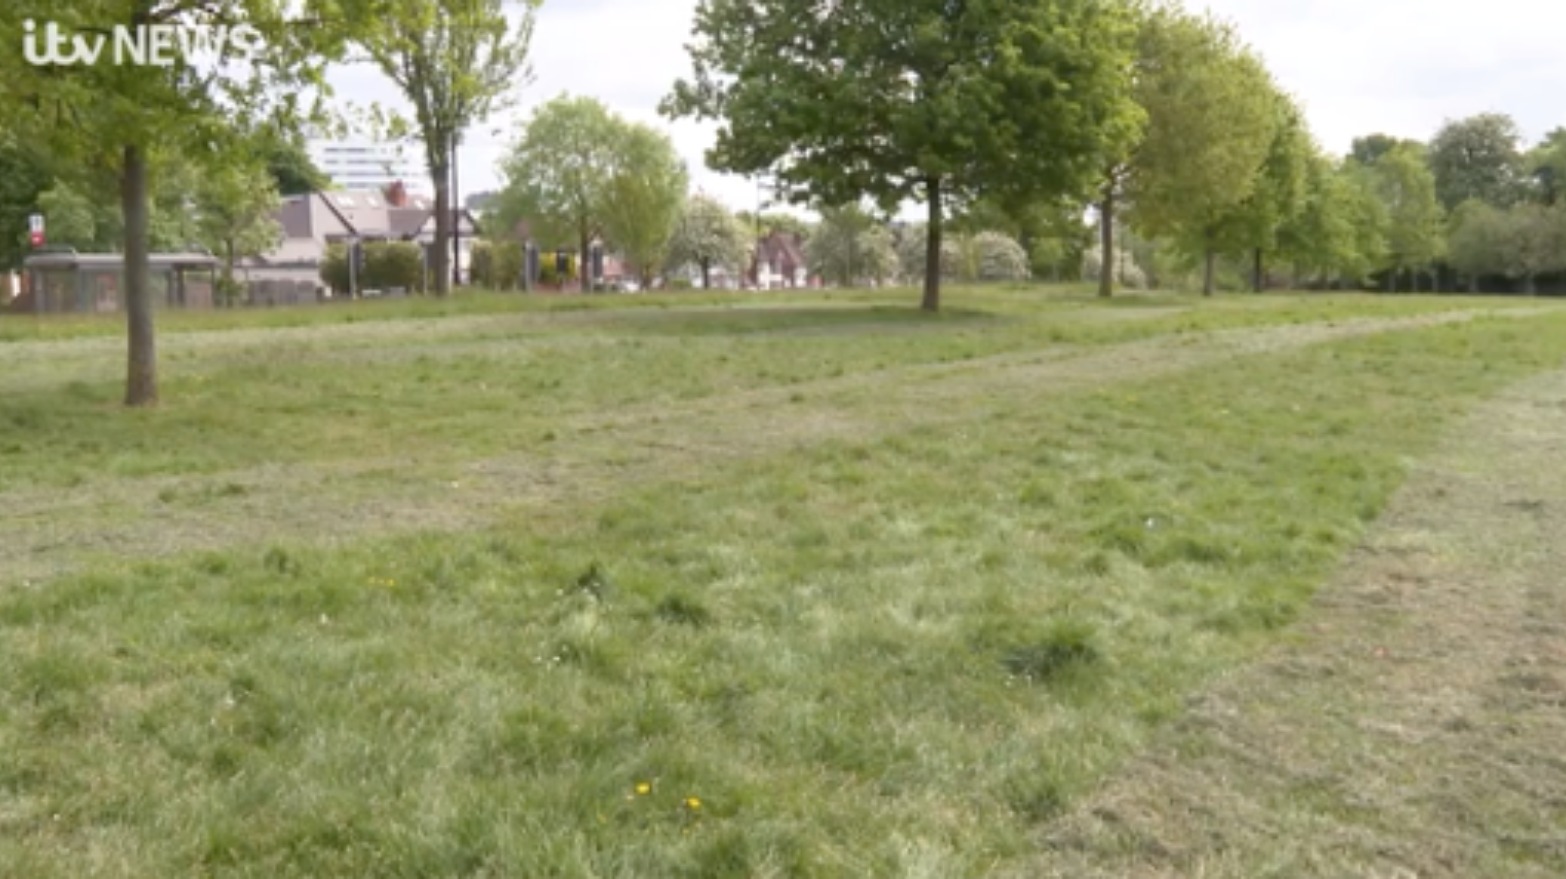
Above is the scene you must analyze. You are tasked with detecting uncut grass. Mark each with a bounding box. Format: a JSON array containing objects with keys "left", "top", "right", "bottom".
[
  {"left": 0, "top": 289, "right": 1526, "bottom": 491},
  {"left": 4, "top": 315, "right": 1565, "bottom": 876}
]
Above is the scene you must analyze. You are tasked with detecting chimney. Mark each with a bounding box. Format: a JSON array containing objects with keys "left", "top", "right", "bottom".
[{"left": 383, "top": 180, "right": 409, "bottom": 207}]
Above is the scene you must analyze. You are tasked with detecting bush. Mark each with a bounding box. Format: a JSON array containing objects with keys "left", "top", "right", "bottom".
[
  {"left": 492, "top": 242, "right": 524, "bottom": 291},
  {"left": 362, "top": 241, "right": 424, "bottom": 293},
  {"left": 469, "top": 241, "right": 525, "bottom": 290},
  {"left": 320, "top": 243, "right": 350, "bottom": 295},
  {"left": 470, "top": 241, "right": 495, "bottom": 288}
]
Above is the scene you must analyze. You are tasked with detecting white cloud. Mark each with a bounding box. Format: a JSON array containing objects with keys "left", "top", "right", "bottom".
[{"left": 326, "top": 0, "right": 1566, "bottom": 216}]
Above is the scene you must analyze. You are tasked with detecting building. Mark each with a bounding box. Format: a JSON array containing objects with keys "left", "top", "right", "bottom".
[
  {"left": 751, "top": 230, "right": 809, "bottom": 289},
  {"left": 306, "top": 136, "right": 428, "bottom": 195},
  {"left": 243, "top": 182, "right": 479, "bottom": 295}
]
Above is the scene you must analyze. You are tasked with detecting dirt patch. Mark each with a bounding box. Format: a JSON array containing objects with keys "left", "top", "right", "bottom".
[
  {"left": 0, "top": 307, "right": 1550, "bottom": 587},
  {"left": 1028, "top": 368, "right": 1566, "bottom": 878}
]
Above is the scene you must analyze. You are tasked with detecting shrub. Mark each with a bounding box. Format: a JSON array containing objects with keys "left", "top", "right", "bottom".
[
  {"left": 362, "top": 241, "right": 424, "bottom": 293},
  {"left": 492, "top": 241, "right": 524, "bottom": 291},
  {"left": 319, "top": 243, "right": 350, "bottom": 295},
  {"left": 470, "top": 241, "right": 495, "bottom": 288}
]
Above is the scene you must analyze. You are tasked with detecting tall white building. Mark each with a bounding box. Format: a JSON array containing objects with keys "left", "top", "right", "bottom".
[{"left": 307, "top": 136, "right": 429, "bottom": 195}]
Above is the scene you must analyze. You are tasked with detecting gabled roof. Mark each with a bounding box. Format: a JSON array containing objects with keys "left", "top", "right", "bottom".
[{"left": 757, "top": 230, "right": 806, "bottom": 268}]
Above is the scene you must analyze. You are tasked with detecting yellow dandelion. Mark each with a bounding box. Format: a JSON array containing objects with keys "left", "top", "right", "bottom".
[
  {"left": 635, "top": 781, "right": 652, "bottom": 796},
  {"left": 684, "top": 796, "right": 701, "bottom": 811}
]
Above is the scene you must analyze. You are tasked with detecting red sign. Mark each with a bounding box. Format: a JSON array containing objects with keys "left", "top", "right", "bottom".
[{"left": 28, "top": 214, "right": 43, "bottom": 248}]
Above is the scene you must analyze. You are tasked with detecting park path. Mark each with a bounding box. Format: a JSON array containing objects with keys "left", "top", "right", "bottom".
[
  {"left": 0, "top": 306, "right": 1548, "bottom": 586},
  {"left": 1027, "top": 365, "right": 1566, "bottom": 878}
]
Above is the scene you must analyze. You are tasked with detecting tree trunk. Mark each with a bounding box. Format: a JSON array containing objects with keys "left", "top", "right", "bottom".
[
  {"left": 922, "top": 176, "right": 942, "bottom": 312},
  {"left": 700, "top": 258, "right": 710, "bottom": 290},
  {"left": 580, "top": 228, "right": 592, "bottom": 293},
  {"left": 1202, "top": 247, "right": 1216, "bottom": 297},
  {"left": 450, "top": 132, "right": 461, "bottom": 290},
  {"left": 1097, "top": 185, "right": 1114, "bottom": 298},
  {"left": 122, "top": 143, "right": 156, "bottom": 406},
  {"left": 1468, "top": 274, "right": 1479, "bottom": 294},
  {"left": 431, "top": 159, "right": 451, "bottom": 297},
  {"left": 1525, "top": 272, "right": 1537, "bottom": 295},
  {"left": 1252, "top": 248, "right": 1264, "bottom": 293}
]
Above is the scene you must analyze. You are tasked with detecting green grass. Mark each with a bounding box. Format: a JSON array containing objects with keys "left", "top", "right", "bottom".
[
  {"left": 0, "top": 286, "right": 1528, "bottom": 491},
  {"left": 0, "top": 287, "right": 1562, "bottom": 876}
]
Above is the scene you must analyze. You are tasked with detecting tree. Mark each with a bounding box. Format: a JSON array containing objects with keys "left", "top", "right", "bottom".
[
  {"left": 1121, "top": 10, "right": 1280, "bottom": 296},
  {"left": 1445, "top": 198, "right": 1506, "bottom": 292},
  {"left": 663, "top": 0, "right": 1142, "bottom": 312},
  {"left": 736, "top": 211, "right": 810, "bottom": 241},
  {"left": 36, "top": 182, "right": 122, "bottom": 252},
  {"left": 1348, "top": 134, "right": 1421, "bottom": 167},
  {"left": 1497, "top": 203, "right": 1566, "bottom": 295},
  {"left": 665, "top": 193, "right": 748, "bottom": 289},
  {"left": 895, "top": 222, "right": 962, "bottom": 283},
  {"left": 0, "top": 0, "right": 337, "bottom": 405},
  {"left": 1370, "top": 144, "right": 1445, "bottom": 291},
  {"left": 1427, "top": 113, "right": 1525, "bottom": 211},
  {"left": 1209, "top": 95, "right": 1312, "bottom": 292},
  {"left": 500, "top": 95, "right": 628, "bottom": 290},
  {"left": 260, "top": 129, "right": 330, "bottom": 195},
  {"left": 969, "top": 231, "right": 1030, "bottom": 282},
  {"left": 1278, "top": 154, "right": 1387, "bottom": 288},
  {"left": 1525, "top": 128, "right": 1566, "bottom": 206},
  {"left": 194, "top": 163, "right": 283, "bottom": 304},
  {"left": 352, "top": 0, "right": 538, "bottom": 296},
  {"left": 805, "top": 204, "right": 890, "bottom": 286},
  {"left": 0, "top": 137, "right": 50, "bottom": 270},
  {"left": 599, "top": 124, "right": 689, "bottom": 289}
]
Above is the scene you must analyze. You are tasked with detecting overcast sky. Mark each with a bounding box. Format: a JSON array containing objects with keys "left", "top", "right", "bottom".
[{"left": 327, "top": 0, "right": 1566, "bottom": 217}]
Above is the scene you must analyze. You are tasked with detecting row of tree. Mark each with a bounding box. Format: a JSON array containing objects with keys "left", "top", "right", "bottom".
[
  {"left": 661, "top": 0, "right": 1566, "bottom": 304},
  {"left": 489, "top": 90, "right": 1060, "bottom": 290}
]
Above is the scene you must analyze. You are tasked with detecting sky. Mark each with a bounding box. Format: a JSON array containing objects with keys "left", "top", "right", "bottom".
[{"left": 325, "top": 0, "right": 1566, "bottom": 218}]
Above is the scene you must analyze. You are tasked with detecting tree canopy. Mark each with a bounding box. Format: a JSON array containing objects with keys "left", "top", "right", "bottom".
[
  {"left": 665, "top": 193, "right": 749, "bottom": 289},
  {"left": 663, "top": 0, "right": 1142, "bottom": 311},
  {"left": 350, "top": 0, "right": 539, "bottom": 296},
  {"left": 1119, "top": 7, "right": 1280, "bottom": 295},
  {"left": 1427, "top": 113, "right": 1525, "bottom": 211}
]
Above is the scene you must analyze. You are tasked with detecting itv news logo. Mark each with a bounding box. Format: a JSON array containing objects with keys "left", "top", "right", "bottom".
[{"left": 22, "top": 19, "right": 264, "bottom": 67}]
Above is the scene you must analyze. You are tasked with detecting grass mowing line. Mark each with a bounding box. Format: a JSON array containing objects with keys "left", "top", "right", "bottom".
[
  {"left": 0, "top": 305, "right": 1553, "bottom": 588},
  {"left": 1034, "top": 365, "right": 1566, "bottom": 879},
  {"left": 4, "top": 313, "right": 1566, "bottom": 876}
]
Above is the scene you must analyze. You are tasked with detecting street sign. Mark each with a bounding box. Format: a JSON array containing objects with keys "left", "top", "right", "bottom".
[{"left": 27, "top": 213, "right": 44, "bottom": 248}]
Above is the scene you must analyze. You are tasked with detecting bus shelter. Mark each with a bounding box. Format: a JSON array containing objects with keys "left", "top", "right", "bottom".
[{"left": 22, "top": 251, "right": 220, "bottom": 314}]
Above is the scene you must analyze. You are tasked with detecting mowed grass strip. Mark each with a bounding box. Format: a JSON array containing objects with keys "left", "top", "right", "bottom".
[
  {"left": 0, "top": 288, "right": 1530, "bottom": 492},
  {"left": 3, "top": 312, "right": 1565, "bottom": 876}
]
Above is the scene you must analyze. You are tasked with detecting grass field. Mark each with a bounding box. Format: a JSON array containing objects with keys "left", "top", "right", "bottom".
[{"left": 1, "top": 286, "right": 1563, "bottom": 877}]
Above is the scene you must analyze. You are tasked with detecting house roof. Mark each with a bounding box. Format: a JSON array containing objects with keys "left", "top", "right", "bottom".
[
  {"left": 756, "top": 231, "right": 806, "bottom": 268},
  {"left": 388, "top": 208, "right": 429, "bottom": 238}
]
